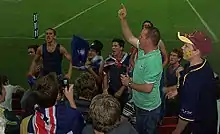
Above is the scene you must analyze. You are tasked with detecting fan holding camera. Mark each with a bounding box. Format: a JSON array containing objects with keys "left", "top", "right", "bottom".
[
  {"left": 20, "top": 73, "right": 85, "bottom": 134},
  {"left": 56, "top": 75, "right": 71, "bottom": 102}
]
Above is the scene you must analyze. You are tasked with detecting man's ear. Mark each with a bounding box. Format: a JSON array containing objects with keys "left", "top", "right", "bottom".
[
  {"left": 120, "top": 47, "right": 123, "bottom": 51},
  {"left": 194, "top": 49, "right": 200, "bottom": 56}
]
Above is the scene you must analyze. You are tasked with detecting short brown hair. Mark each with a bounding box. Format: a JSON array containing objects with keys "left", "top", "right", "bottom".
[
  {"left": 89, "top": 94, "right": 121, "bottom": 133},
  {"left": 146, "top": 27, "right": 161, "bottom": 46},
  {"left": 74, "top": 72, "right": 98, "bottom": 100},
  {"left": 33, "top": 72, "right": 59, "bottom": 108},
  {"left": 172, "top": 48, "right": 183, "bottom": 60}
]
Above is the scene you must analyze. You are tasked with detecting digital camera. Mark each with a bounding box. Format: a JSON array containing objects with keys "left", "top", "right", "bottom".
[{"left": 57, "top": 75, "right": 69, "bottom": 89}]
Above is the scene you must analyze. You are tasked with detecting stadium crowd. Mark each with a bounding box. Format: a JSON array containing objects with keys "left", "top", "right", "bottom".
[{"left": 0, "top": 4, "right": 220, "bottom": 134}]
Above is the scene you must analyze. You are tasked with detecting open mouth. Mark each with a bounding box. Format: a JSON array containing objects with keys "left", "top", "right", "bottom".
[
  {"left": 46, "top": 36, "right": 51, "bottom": 40},
  {"left": 112, "top": 50, "right": 116, "bottom": 55},
  {"left": 170, "top": 59, "right": 175, "bottom": 62}
]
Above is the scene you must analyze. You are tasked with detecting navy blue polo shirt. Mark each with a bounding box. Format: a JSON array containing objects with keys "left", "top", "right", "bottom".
[{"left": 178, "top": 59, "right": 217, "bottom": 134}]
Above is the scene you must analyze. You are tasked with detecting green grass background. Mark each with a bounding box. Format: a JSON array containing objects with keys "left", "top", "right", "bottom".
[{"left": 0, "top": 0, "right": 219, "bottom": 88}]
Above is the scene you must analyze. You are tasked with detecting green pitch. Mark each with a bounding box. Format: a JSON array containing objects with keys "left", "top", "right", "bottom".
[{"left": 0, "top": 0, "right": 219, "bottom": 88}]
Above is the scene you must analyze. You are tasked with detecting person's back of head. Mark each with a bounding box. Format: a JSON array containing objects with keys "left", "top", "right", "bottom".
[
  {"left": 89, "top": 94, "right": 121, "bottom": 133},
  {"left": 33, "top": 72, "right": 59, "bottom": 108},
  {"left": 74, "top": 72, "right": 99, "bottom": 124},
  {"left": 27, "top": 73, "right": 86, "bottom": 134},
  {"left": 74, "top": 72, "right": 98, "bottom": 100},
  {"left": 145, "top": 27, "right": 161, "bottom": 47}
]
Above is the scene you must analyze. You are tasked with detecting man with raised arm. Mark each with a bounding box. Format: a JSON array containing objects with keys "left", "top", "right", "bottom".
[{"left": 119, "top": 4, "right": 163, "bottom": 134}]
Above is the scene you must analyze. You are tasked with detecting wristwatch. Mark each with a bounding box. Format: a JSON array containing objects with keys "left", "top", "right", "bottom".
[{"left": 128, "top": 81, "right": 132, "bottom": 88}]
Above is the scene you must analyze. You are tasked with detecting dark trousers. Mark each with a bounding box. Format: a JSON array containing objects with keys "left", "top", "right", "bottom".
[{"left": 135, "top": 105, "right": 161, "bottom": 134}]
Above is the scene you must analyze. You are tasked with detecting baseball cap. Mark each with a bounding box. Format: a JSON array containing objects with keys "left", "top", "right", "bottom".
[
  {"left": 90, "top": 40, "right": 103, "bottom": 53},
  {"left": 177, "top": 31, "right": 212, "bottom": 56}
]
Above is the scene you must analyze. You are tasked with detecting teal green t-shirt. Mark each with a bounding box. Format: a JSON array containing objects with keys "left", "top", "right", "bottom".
[{"left": 132, "top": 44, "right": 163, "bottom": 111}]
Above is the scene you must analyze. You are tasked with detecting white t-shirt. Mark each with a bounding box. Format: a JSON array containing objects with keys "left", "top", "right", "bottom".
[{"left": 0, "top": 85, "right": 17, "bottom": 111}]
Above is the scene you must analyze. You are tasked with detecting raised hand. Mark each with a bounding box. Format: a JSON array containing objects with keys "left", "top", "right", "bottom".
[
  {"left": 64, "top": 84, "right": 74, "bottom": 101},
  {"left": 118, "top": 4, "right": 127, "bottom": 19}
]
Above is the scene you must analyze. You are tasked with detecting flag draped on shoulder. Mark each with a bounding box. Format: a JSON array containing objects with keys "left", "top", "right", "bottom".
[{"left": 27, "top": 103, "right": 85, "bottom": 134}]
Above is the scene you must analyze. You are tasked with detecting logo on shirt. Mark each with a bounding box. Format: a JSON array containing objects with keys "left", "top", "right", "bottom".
[
  {"left": 139, "top": 65, "right": 144, "bottom": 70},
  {"left": 181, "top": 108, "right": 192, "bottom": 115},
  {"left": 77, "top": 49, "right": 85, "bottom": 56}
]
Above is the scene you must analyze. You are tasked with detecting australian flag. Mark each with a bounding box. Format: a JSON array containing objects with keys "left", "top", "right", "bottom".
[{"left": 71, "top": 35, "right": 89, "bottom": 67}]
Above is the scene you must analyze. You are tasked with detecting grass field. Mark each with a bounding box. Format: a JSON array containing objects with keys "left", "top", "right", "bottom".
[{"left": 0, "top": 0, "right": 219, "bottom": 88}]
